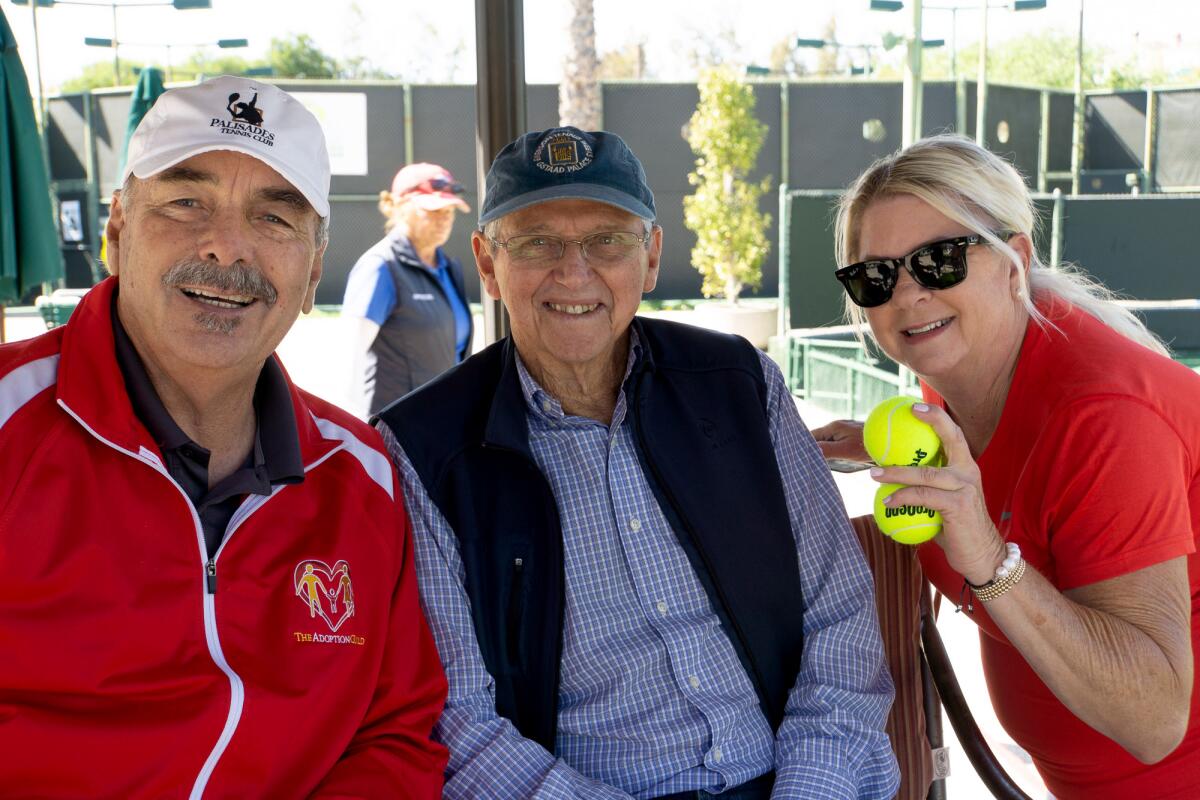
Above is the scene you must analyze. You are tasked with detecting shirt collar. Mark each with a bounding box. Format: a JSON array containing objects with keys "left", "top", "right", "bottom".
[
  {"left": 110, "top": 295, "right": 304, "bottom": 486},
  {"left": 514, "top": 327, "right": 642, "bottom": 429}
]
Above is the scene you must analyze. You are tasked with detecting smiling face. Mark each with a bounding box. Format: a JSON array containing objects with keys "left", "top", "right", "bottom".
[
  {"left": 857, "top": 194, "right": 1030, "bottom": 388},
  {"left": 106, "top": 149, "right": 325, "bottom": 387},
  {"left": 473, "top": 198, "right": 661, "bottom": 388}
]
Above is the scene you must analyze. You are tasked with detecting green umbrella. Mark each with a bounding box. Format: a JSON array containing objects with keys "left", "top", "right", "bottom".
[
  {"left": 0, "top": 7, "right": 63, "bottom": 334},
  {"left": 119, "top": 66, "right": 165, "bottom": 177}
]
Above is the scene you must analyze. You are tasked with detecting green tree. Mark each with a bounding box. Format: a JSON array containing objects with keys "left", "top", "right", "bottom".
[
  {"left": 684, "top": 23, "right": 741, "bottom": 73},
  {"left": 683, "top": 67, "right": 772, "bottom": 303},
  {"left": 599, "top": 41, "right": 648, "bottom": 80},
  {"left": 1105, "top": 56, "right": 1170, "bottom": 90},
  {"left": 918, "top": 31, "right": 1169, "bottom": 90},
  {"left": 816, "top": 17, "right": 840, "bottom": 76},
  {"left": 60, "top": 60, "right": 146, "bottom": 93},
  {"left": 58, "top": 33, "right": 340, "bottom": 91},
  {"left": 768, "top": 35, "right": 809, "bottom": 79},
  {"left": 267, "top": 34, "right": 338, "bottom": 79},
  {"left": 172, "top": 53, "right": 257, "bottom": 83}
]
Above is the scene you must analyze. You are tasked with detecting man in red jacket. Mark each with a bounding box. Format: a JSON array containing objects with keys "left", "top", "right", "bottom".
[{"left": 0, "top": 76, "right": 447, "bottom": 798}]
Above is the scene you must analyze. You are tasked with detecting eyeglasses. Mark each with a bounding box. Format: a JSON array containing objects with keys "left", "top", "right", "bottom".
[
  {"left": 835, "top": 233, "right": 1008, "bottom": 308},
  {"left": 489, "top": 231, "right": 650, "bottom": 265}
]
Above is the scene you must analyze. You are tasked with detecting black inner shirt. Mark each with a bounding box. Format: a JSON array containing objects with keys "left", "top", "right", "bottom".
[{"left": 111, "top": 296, "right": 304, "bottom": 560}]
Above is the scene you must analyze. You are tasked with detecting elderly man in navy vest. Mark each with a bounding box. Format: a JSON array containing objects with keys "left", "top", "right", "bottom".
[{"left": 374, "top": 127, "right": 899, "bottom": 800}]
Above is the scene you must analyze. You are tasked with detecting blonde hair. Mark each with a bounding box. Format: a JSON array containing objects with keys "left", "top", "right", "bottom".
[
  {"left": 834, "top": 134, "right": 1167, "bottom": 356},
  {"left": 378, "top": 190, "right": 403, "bottom": 232}
]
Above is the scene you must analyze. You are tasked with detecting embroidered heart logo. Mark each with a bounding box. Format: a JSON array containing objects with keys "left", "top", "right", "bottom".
[{"left": 293, "top": 559, "right": 356, "bottom": 632}]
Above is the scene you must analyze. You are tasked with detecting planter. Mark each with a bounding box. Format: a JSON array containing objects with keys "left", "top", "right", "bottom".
[{"left": 690, "top": 301, "right": 779, "bottom": 349}]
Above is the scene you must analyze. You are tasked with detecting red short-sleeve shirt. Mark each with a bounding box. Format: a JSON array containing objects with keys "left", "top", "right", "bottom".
[{"left": 919, "top": 300, "right": 1200, "bottom": 799}]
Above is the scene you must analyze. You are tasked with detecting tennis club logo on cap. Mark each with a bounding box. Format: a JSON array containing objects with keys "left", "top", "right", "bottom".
[
  {"left": 209, "top": 88, "right": 275, "bottom": 147},
  {"left": 533, "top": 128, "right": 593, "bottom": 174}
]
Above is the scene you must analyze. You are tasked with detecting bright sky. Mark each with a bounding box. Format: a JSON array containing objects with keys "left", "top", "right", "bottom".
[{"left": 4, "top": 0, "right": 1197, "bottom": 96}]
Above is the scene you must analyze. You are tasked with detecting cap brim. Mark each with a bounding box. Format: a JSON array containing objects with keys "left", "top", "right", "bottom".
[
  {"left": 124, "top": 142, "right": 331, "bottom": 218},
  {"left": 409, "top": 193, "right": 470, "bottom": 213},
  {"left": 479, "top": 183, "right": 654, "bottom": 225}
]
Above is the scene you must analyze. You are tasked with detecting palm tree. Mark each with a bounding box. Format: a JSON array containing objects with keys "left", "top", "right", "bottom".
[{"left": 559, "top": 0, "right": 601, "bottom": 129}]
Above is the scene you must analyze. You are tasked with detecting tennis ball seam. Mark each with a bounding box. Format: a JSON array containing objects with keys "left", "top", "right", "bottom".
[
  {"left": 865, "top": 396, "right": 941, "bottom": 467},
  {"left": 881, "top": 401, "right": 906, "bottom": 464}
]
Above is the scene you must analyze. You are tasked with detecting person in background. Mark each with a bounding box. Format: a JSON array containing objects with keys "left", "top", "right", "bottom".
[
  {"left": 0, "top": 76, "right": 447, "bottom": 797},
  {"left": 343, "top": 162, "right": 473, "bottom": 416},
  {"left": 375, "top": 126, "right": 899, "bottom": 799},
  {"left": 815, "top": 134, "right": 1199, "bottom": 799}
]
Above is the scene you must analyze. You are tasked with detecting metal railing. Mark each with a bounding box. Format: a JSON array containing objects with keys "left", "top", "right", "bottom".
[{"left": 769, "top": 329, "right": 920, "bottom": 419}]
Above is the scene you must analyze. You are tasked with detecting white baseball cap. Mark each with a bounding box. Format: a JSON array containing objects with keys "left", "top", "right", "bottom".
[{"left": 122, "top": 75, "right": 331, "bottom": 217}]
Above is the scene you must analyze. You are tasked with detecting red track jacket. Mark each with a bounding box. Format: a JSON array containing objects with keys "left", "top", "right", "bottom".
[{"left": 0, "top": 278, "right": 447, "bottom": 798}]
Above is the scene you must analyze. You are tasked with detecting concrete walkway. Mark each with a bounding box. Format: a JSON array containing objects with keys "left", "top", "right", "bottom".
[{"left": 4, "top": 305, "right": 1051, "bottom": 798}]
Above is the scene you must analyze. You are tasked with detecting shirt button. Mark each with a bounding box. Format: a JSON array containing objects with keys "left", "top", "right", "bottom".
[
  {"left": 629, "top": 518, "right": 642, "bottom": 532},
  {"left": 541, "top": 399, "right": 554, "bottom": 413},
  {"left": 688, "top": 675, "right": 700, "bottom": 689},
  {"left": 712, "top": 746, "right": 723, "bottom": 762},
  {"left": 656, "top": 600, "right": 668, "bottom": 616}
]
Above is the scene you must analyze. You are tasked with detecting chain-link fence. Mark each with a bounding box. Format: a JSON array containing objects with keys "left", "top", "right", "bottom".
[{"left": 41, "top": 78, "right": 1200, "bottom": 307}]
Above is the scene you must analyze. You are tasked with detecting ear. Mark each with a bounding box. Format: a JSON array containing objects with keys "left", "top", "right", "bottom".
[
  {"left": 642, "top": 225, "right": 663, "bottom": 293},
  {"left": 1007, "top": 232, "right": 1033, "bottom": 296},
  {"left": 472, "top": 230, "right": 502, "bottom": 300},
  {"left": 302, "top": 240, "right": 327, "bottom": 314},
  {"left": 105, "top": 191, "right": 127, "bottom": 277}
]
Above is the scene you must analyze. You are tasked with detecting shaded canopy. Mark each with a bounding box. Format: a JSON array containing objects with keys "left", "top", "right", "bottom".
[
  {"left": 119, "top": 66, "right": 165, "bottom": 177},
  {"left": 0, "top": 7, "right": 62, "bottom": 304}
]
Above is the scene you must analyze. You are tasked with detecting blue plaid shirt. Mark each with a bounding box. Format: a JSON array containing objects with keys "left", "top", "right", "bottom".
[{"left": 379, "top": 334, "right": 898, "bottom": 799}]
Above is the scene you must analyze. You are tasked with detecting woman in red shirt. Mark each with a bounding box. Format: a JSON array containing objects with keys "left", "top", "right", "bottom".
[{"left": 815, "top": 134, "right": 1199, "bottom": 799}]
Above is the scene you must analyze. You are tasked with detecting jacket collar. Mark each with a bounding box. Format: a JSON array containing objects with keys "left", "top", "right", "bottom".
[{"left": 57, "top": 276, "right": 339, "bottom": 470}]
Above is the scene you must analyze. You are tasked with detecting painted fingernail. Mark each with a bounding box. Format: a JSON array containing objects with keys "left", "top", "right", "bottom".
[
  {"left": 913, "top": 403, "right": 930, "bottom": 412},
  {"left": 869, "top": 467, "right": 883, "bottom": 478}
]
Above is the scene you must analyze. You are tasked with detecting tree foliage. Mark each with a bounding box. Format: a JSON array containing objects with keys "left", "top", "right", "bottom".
[
  {"left": 599, "top": 41, "right": 648, "bottom": 81},
  {"left": 60, "top": 60, "right": 146, "bottom": 93},
  {"left": 267, "top": 34, "right": 338, "bottom": 79},
  {"left": 768, "top": 36, "right": 809, "bottom": 79},
  {"left": 816, "top": 17, "right": 840, "bottom": 76},
  {"left": 683, "top": 67, "right": 771, "bottom": 303},
  {"left": 57, "top": 33, "right": 350, "bottom": 92},
  {"left": 910, "top": 31, "right": 1176, "bottom": 90},
  {"left": 173, "top": 53, "right": 254, "bottom": 82}
]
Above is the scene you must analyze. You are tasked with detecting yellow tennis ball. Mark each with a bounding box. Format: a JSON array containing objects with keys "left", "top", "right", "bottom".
[
  {"left": 863, "top": 396, "right": 943, "bottom": 467},
  {"left": 873, "top": 483, "right": 942, "bottom": 545}
]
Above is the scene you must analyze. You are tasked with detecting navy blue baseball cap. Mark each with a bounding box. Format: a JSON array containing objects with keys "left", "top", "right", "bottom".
[{"left": 479, "top": 126, "right": 656, "bottom": 225}]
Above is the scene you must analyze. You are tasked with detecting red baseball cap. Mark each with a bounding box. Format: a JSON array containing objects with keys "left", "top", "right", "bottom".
[{"left": 391, "top": 163, "right": 470, "bottom": 212}]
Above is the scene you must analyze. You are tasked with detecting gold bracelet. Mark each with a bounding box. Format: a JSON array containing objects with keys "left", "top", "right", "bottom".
[
  {"left": 972, "top": 556, "right": 1026, "bottom": 602},
  {"left": 968, "top": 542, "right": 1027, "bottom": 603}
]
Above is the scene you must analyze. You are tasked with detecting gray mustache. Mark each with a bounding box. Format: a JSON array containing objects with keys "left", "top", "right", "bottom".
[{"left": 161, "top": 259, "right": 278, "bottom": 306}]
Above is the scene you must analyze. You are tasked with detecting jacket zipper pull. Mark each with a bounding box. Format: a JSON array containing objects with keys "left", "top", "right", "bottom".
[{"left": 206, "top": 559, "right": 218, "bottom": 594}]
